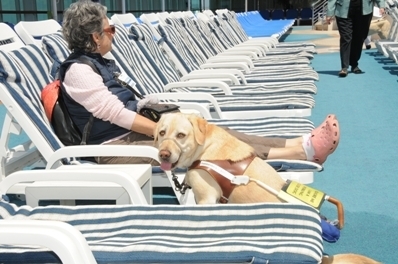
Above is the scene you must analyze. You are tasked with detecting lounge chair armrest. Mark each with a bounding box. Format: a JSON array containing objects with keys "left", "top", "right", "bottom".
[
  {"left": 227, "top": 45, "right": 263, "bottom": 56},
  {"left": 164, "top": 79, "right": 233, "bottom": 95},
  {"left": 0, "top": 168, "right": 149, "bottom": 204},
  {"left": 46, "top": 145, "right": 191, "bottom": 205},
  {"left": 245, "top": 38, "right": 276, "bottom": 46},
  {"left": 217, "top": 50, "right": 258, "bottom": 59},
  {"left": 249, "top": 36, "right": 278, "bottom": 45},
  {"left": 266, "top": 159, "right": 323, "bottom": 172},
  {"left": 180, "top": 71, "right": 241, "bottom": 85},
  {"left": 189, "top": 69, "right": 247, "bottom": 85},
  {"left": 207, "top": 55, "right": 254, "bottom": 69},
  {"left": 153, "top": 94, "right": 212, "bottom": 119},
  {"left": 152, "top": 92, "right": 224, "bottom": 118},
  {"left": 47, "top": 145, "right": 159, "bottom": 169},
  {"left": 246, "top": 38, "right": 276, "bottom": 46},
  {"left": 177, "top": 103, "right": 211, "bottom": 118},
  {"left": 200, "top": 62, "right": 251, "bottom": 74},
  {"left": 237, "top": 43, "right": 269, "bottom": 53},
  {"left": 0, "top": 220, "right": 97, "bottom": 264}
]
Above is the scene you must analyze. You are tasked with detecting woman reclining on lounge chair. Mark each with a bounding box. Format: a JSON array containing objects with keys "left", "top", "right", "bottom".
[{"left": 59, "top": 0, "right": 340, "bottom": 166}]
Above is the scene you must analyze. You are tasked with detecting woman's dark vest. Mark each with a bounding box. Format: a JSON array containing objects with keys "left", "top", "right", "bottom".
[{"left": 59, "top": 51, "right": 138, "bottom": 145}]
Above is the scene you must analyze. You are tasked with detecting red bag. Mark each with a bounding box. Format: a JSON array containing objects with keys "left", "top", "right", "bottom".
[
  {"left": 41, "top": 57, "right": 97, "bottom": 146},
  {"left": 41, "top": 79, "right": 61, "bottom": 121},
  {"left": 40, "top": 79, "right": 87, "bottom": 146}
]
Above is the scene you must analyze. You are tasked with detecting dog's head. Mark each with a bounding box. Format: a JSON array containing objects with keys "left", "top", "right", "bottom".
[{"left": 154, "top": 113, "right": 207, "bottom": 170}]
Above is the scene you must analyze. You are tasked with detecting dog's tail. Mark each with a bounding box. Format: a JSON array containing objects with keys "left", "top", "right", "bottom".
[{"left": 322, "top": 254, "right": 381, "bottom": 264}]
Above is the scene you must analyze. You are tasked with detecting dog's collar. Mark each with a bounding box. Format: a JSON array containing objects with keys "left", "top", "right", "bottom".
[{"left": 188, "top": 155, "right": 255, "bottom": 204}]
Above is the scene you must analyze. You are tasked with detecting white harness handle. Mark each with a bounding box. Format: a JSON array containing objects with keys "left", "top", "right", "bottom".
[{"left": 199, "top": 161, "right": 279, "bottom": 196}]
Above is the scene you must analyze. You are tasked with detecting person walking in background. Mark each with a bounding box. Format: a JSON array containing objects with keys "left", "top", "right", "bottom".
[{"left": 326, "top": 0, "right": 385, "bottom": 77}]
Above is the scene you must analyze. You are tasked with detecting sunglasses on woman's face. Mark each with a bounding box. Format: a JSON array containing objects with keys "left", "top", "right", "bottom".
[{"left": 103, "top": 25, "right": 116, "bottom": 35}]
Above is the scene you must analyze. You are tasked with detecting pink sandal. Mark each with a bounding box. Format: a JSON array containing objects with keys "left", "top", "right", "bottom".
[{"left": 310, "top": 114, "right": 340, "bottom": 164}]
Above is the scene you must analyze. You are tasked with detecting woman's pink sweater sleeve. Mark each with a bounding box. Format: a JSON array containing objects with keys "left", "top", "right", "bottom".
[{"left": 62, "top": 63, "right": 136, "bottom": 130}]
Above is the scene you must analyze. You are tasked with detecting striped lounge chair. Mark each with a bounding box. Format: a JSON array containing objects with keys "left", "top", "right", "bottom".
[
  {"left": 129, "top": 21, "right": 318, "bottom": 96},
  {"left": 0, "top": 42, "right": 321, "bottom": 196},
  {"left": 0, "top": 196, "right": 324, "bottom": 264},
  {"left": 141, "top": 14, "right": 319, "bottom": 83},
  {"left": 175, "top": 14, "right": 313, "bottom": 67},
  {"left": 197, "top": 12, "right": 317, "bottom": 56}
]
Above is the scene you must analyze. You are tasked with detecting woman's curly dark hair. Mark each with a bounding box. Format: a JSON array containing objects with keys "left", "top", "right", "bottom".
[{"left": 62, "top": 0, "right": 107, "bottom": 52}]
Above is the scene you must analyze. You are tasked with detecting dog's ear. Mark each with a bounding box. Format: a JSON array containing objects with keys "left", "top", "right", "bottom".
[
  {"left": 153, "top": 117, "right": 162, "bottom": 147},
  {"left": 188, "top": 114, "right": 207, "bottom": 145}
]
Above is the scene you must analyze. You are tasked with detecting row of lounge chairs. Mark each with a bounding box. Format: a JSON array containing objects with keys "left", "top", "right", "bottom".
[{"left": 0, "top": 9, "right": 326, "bottom": 263}]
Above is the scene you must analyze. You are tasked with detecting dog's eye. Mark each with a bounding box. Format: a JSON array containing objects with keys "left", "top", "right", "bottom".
[
  {"left": 177, "top": 133, "right": 185, "bottom": 138},
  {"left": 159, "top": 130, "right": 165, "bottom": 136}
]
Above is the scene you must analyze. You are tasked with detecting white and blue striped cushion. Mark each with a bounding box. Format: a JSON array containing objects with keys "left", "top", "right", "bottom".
[
  {"left": 195, "top": 18, "right": 228, "bottom": 54},
  {"left": 110, "top": 24, "right": 317, "bottom": 111},
  {"left": 210, "top": 16, "right": 241, "bottom": 47},
  {"left": 166, "top": 17, "right": 209, "bottom": 65},
  {"left": 187, "top": 17, "right": 314, "bottom": 65},
  {"left": 221, "top": 12, "right": 250, "bottom": 42},
  {"left": 180, "top": 17, "right": 219, "bottom": 59},
  {"left": 129, "top": 23, "right": 183, "bottom": 83},
  {"left": 130, "top": 23, "right": 317, "bottom": 95},
  {"left": 0, "top": 199, "right": 323, "bottom": 263},
  {"left": 8, "top": 44, "right": 54, "bottom": 90},
  {"left": 157, "top": 23, "right": 318, "bottom": 82},
  {"left": 112, "top": 24, "right": 169, "bottom": 92},
  {"left": 166, "top": 17, "right": 314, "bottom": 63},
  {"left": 42, "top": 31, "right": 70, "bottom": 64},
  {"left": 0, "top": 47, "right": 62, "bottom": 152}
]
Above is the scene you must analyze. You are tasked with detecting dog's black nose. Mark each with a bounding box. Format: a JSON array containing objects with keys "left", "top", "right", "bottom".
[{"left": 159, "top": 149, "right": 171, "bottom": 161}]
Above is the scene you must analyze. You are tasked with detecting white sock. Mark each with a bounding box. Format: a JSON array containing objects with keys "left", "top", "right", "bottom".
[
  {"left": 364, "top": 36, "right": 371, "bottom": 46},
  {"left": 302, "top": 134, "right": 315, "bottom": 161}
]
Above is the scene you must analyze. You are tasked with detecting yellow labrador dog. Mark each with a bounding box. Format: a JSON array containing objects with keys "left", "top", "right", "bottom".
[
  {"left": 155, "top": 113, "right": 381, "bottom": 264},
  {"left": 155, "top": 113, "right": 285, "bottom": 204}
]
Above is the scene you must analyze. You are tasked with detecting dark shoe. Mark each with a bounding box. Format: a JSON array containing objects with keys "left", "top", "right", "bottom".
[
  {"left": 351, "top": 67, "right": 363, "bottom": 74},
  {"left": 366, "top": 44, "right": 371, "bottom": 50},
  {"left": 338, "top": 68, "right": 348, "bottom": 77}
]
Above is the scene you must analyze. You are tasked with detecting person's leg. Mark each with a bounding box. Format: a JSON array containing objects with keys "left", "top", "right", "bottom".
[
  {"left": 222, "top": 127, "right": 286, "bottom": 160},
  {"left": 96, "top": 115, "right": 340, "bottom": 165},
  {"left": 349, "top": 10, "right": 362, "bottom": 69},
  {"left": 224, "top": 114, "right": 340, "bottom": 164},
  {"left": 224, "top": 128, "right": 313, "bottom": 161},
  {"left": 350, "top": 12, "right": 373, "bottom": 71},
  {"left": 336, "top": 16, "right": 353, "bottom": 71},
  {"left": 361, "top": 13, "right": 374, "bottom": 40},
  {"left": 267, "top": 145, "right": 307, "bottom": 160},
  {"left": 96, "top": 133, "right": 159, "bottom": 165},
  {"left": 225, "top": 132, "right": 305, "bottom": 160}
]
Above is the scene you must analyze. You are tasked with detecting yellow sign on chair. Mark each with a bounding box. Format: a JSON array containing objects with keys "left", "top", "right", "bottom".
[{"left": 281, "top": 180, "right": 326, "bottom": 210}]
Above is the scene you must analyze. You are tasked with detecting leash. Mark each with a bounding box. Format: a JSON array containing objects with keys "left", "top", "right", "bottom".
[{"left": 171, "top": 170, "right": 190, "bottom": 194}]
